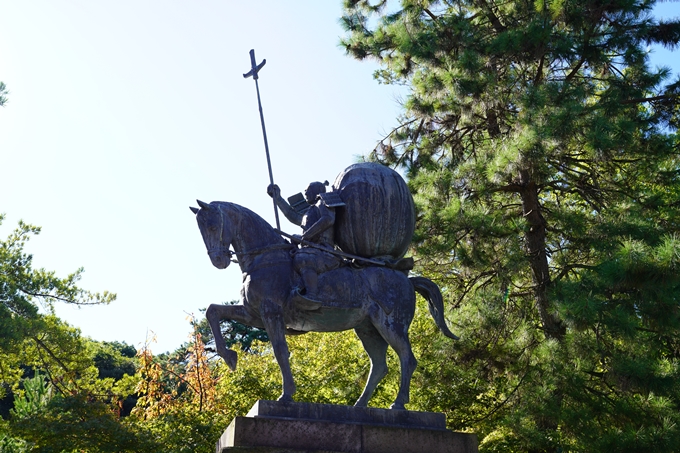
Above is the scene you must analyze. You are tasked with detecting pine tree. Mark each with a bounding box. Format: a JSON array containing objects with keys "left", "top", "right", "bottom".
[
  {"left": 0, "top": 82, "right": 7, "bottom": 107},
  {"left": 341, "top": 1, "right": 680, "bottom": 451}
]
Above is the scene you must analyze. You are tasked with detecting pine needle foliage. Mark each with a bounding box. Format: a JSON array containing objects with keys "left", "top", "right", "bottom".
[{"left": 341, "top": 1, "right": 680, "bottom": 451}]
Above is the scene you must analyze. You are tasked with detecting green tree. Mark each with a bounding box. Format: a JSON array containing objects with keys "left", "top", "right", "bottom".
[
  {"left": 0, "top": 216, "right": 115, "bottom": 357},
  {"left": 1, "top": 216, "right": 115, "bottom": 390},
  {"left": 92, "top": 341, "right": 137, "bottom": 381},
  {"left": 0, "top": 82, "right": 7, "bottom": 107},
  {"left": 6, "top": 318, "right": 144, "bottom": 452},
  {"left": 342, "top": 1, "right": 680, "bottom": 451},
  {"left": 0, "top": 216, "right": 150, "bottom": 451}
]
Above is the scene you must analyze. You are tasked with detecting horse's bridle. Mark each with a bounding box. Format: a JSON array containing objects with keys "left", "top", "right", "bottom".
[{"left": 206, "top": 206, "right": 237, "bottom": 262}]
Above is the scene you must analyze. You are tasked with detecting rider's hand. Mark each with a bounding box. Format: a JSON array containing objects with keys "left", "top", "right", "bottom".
[{"left": 267, "top": 184, "right": 280, "bottom": 199}]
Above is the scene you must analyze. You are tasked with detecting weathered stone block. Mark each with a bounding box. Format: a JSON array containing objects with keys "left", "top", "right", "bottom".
[
  {"left": 216, "top": 401, "right": 477, "bottom": 453},
  {"left": 246, "top": 400, "right": 446, "bottom": 430}
]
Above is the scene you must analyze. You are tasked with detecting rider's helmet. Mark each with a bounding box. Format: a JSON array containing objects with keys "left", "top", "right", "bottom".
[{"left": 303, "top": 181, "right": 328, "bottom": 204}]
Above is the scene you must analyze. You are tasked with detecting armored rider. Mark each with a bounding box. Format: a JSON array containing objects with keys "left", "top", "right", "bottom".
[{"left": 267, "top": 181, "right": 343, "bottom": 303}]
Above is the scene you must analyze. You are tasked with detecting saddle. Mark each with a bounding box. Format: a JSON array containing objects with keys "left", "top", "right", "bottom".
[{"left": 288, "top": 265, "right": 403, "bottom": 316}]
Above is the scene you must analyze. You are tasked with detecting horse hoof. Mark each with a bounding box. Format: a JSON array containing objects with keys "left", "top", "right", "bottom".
[
  {"left": 220, "top": 349, "right": 238, "bottom": 371},
  {"left": 389, "top": 402, "right": 406, "bottom": 410},
  {"left": 277, "top": 394, "right": 294, "bottom": 403}
]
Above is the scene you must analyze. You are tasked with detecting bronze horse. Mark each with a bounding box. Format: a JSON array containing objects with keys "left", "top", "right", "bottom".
[{"left": 191, "top": 200, "right": 458, "bottom": 410}]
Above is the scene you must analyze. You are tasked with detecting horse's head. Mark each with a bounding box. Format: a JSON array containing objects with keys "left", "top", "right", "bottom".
[{"left": 191, "top": 200, "right": 232, "bottom": 270}]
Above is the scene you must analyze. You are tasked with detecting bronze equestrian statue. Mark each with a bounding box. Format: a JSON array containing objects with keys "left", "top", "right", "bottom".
[{"left": 191, "top": 163, "right": 458, "bottom": 410}]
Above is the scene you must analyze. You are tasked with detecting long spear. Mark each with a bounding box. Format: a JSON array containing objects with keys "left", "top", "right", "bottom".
[{"left": 243, "top": 49, "right": 281, "bottom": 230}]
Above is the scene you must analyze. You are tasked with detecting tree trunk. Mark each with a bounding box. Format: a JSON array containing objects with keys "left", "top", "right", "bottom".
[
  {"left": 518, "top": 169, "right": 565, "bottom": 341},
  {"left": 520, "top": 170, "right": 565, "bottom": 453}
]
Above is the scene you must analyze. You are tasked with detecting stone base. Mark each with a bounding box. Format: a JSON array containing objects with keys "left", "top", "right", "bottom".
[{"left": 216, "top": 400, "right": 477, "bottom": 453}]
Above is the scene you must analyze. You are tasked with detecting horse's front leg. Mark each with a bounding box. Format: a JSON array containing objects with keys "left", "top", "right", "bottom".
[
  {"left": 205, "top": 303, "right": 265, "bottom": 371},
  {"left": 260, "top": 298, "right": 296, "bottom": 402}
]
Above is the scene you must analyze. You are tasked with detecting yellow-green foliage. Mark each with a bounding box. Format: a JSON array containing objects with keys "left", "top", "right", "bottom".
[{"left": 215, "top": 329, "right": 405, "bottom": 419}]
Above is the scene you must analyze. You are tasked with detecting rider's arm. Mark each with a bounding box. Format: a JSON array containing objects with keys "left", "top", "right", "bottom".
[
  {"left": 267, "top": 184, "right": 303, "bottom": 226},
  {"left": 302, "top": 204, "right": 335, "bottom": 242}
]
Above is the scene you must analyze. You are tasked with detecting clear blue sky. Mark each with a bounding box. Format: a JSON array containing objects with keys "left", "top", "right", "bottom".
[{"left": 2, "top": 1, "right": 678, "bottom": 353}]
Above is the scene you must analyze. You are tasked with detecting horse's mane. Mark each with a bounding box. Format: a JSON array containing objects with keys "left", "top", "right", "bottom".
[{"left": 212, "top": 201, "right": 287, "bottom": 246}]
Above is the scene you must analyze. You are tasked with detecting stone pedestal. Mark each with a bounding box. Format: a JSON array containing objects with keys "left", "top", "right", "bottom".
[{"left": 216, "top": 400, "right": 478, "bottom": 453}]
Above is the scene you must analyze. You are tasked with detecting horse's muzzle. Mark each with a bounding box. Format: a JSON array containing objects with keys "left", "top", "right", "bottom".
[{"left": 209, "top": 251, "right": 231, "bottom": 269}]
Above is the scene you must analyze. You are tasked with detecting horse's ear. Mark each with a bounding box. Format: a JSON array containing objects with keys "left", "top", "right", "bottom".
[
  {"left": 190, "top": 206, "right": 199, "bottom": 214},
  {"left": 197, "top": 200, "right": 211, "bottom": 210}
]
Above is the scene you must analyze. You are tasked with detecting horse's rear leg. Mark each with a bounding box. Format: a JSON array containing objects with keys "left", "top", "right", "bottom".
[
  {"left": 373, "top": 318, "right": 417, "bottom": 410},
  {"left": 260, "top": 298, "right": 296, "bottom": 402},
  {"left": 354, "top": 321, "right": 389, "bottom": 407},
  {"left": 205, "top": 303, "right": 264, "bottom": 371}
]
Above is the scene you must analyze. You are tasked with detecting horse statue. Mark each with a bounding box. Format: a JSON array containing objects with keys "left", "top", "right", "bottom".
[{"left": 190, "top": 199, "right": 458, "bottom": 410}]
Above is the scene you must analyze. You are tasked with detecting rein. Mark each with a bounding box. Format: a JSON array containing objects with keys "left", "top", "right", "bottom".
[
  {"left": 231, "top": 242, "right": 295, "bottom": 261},
  {"left": 207, "top": 243, "right": 294, "bottom": 267}
]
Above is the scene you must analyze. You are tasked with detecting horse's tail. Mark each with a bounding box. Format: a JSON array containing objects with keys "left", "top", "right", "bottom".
[{"left": 410, "top": 276, "right": 460, "bottom": 340}]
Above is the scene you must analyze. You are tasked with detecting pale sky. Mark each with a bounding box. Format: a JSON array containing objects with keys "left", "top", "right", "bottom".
[{"left": 2, "top": 1, "right": 678, "bottom": 353}]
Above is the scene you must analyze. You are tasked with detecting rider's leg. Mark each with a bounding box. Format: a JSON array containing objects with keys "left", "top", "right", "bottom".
[{"left": 300, "top": 267, "right": 319, "bottom": 300}]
